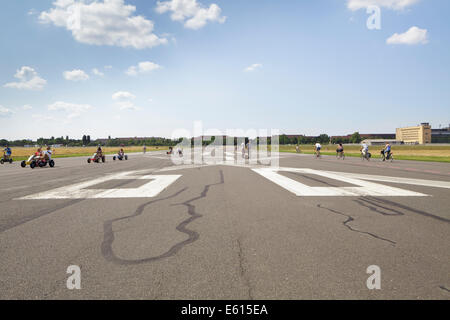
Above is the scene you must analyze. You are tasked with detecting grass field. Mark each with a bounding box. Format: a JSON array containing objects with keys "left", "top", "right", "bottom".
[
  {"left": 279, "top": 144, "right": 450, "bottom": 163},
  {"left": 3, "top": 146, "right": 169, "bottom": 161}
]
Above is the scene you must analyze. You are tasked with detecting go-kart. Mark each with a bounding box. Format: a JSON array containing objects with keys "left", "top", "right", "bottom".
[
  {"left": 21, "top": 155, "right": 55, "bottom": 169},
  {"left": 87, "top": 153, "right": 106, "bottom": 163},
  {"left": 113, "top": 153, "right": 128, "bottom": 161},
  {"left": 1, "top": 152, "right": 13, "bottom": 164}
]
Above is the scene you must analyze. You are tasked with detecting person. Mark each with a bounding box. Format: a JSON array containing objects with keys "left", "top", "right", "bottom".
[
  {"left": 35, "top": 147, "right": 43, "bottom": 160},
  {"left": 360, "top": 142, "right": 369, "bottom": 160},
  {"left": 118, "top": 148, "right": 125, "bottom": 159},
  {"left": 314, "top": 142, "right": 322, "bottom": 157},
  {"left": 95, "top": 145, "right": 103, "bottom": 160},
  {"left": 296, "top": 145, "right": 300, "bottom": 153},
  {"left": 381, "top": 142, "right": 392, "bottom": 161},
  {"left": 336, "top": 143, "right": 344, "bottom": 157},
  {"left": 241, "top": 142, "right": 246, "bottom": 159},
  {"left": 143, "top": 145, "right": 147, "bottom": 154},
  {"left": 43, "top": 146, "right": 53, "bottom": 161},
  {"left": 3, "top": 145, "right": 12, "bottom": 160}
]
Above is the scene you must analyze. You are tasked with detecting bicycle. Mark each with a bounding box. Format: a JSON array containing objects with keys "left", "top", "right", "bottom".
[
  {"left": 381, "top": 150, "right": 394, "bottom": 162},
  {"left": 336, "top": 151, "right": 345, "bottom": 160},
  {"left": 361, "top": 151, "right": 371, "bottom": 161}
]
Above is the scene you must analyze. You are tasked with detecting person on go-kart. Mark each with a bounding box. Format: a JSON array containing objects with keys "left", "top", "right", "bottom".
[
  {"left": 34, "top": 147, "right": 44, "bottom": 161},
  {"left": 43, "top": 146, "right": 53, "bottom": 162},
  {"left": 381, "top": 142, "right": 392, "bottom": 161},
  {"left": 117, "top": 148, "right": 125, "bottom": 159},
  {"left": 3, "top": 145, "right": 12, "bottom": 160},
  {"left": 95, "top": 145, "right": 103, "bottom": 161}
]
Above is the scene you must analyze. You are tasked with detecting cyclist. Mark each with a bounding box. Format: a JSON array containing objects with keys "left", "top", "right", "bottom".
[
  {"left": 360, "top": 142, "right": 370, "bottom": 160},
  {"left": 336, "top": 143, "right": 344, "bottom": 158},
  {"left": 314, "top": 142, "right": 322, "bottom": 157},
  {"left": 381, "top": 142, "right": 392, "bottom": 161}
]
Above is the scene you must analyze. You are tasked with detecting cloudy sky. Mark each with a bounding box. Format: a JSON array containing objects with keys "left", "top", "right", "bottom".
[{"left": 0, "top": 0, "right": 449, "bottom": 140}]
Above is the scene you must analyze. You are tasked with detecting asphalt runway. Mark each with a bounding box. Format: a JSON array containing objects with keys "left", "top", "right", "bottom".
[{"left": 0, "top": 151, "right": 449, "bottom": 299}]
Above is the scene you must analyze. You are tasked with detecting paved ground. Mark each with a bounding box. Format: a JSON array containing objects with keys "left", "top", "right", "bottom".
[{"left": 0, "top": 151, "right": 449, "bottom": 299}]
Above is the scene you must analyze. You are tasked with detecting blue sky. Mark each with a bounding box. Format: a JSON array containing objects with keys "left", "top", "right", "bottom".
[{"left": 0, "top": 0, "right": 449, "bottom": 140}]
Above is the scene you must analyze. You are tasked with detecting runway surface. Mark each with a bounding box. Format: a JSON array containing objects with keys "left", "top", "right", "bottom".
[{"left": 0, "top": 151, "right": 449, "bottom": 299}]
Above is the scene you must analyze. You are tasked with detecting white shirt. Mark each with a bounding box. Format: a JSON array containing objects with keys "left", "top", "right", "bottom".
[
  {"left": 315, "top": 143, "right": 321, "bottom": 149},
  {"left": 362, "top": 143, "right": 368, "bottom": 151},
  {"left": 44, "top": 150, "right": 52, "bottom": 159}
]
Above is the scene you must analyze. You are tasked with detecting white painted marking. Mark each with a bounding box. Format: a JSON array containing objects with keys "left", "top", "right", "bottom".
[
  {"left": 252, "top": 167, "right": 431, "bottom": 197},
  {"left": 17, "top": 171, "right": 181, "bottom": 199}
]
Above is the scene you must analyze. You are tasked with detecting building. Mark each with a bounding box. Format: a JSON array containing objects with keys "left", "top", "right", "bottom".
[
  {"left": 396, "top": 123, "right": 432, "bottom": 144},
  {"left": 431, "top": 126, "right": 450, "bottom": 143}
]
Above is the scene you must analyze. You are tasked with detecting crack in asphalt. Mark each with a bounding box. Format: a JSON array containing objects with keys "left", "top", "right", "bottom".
[
  {"left": 353, "top": 198, "right": 404, "bottom": 216},
  {"left": 358, "top": 197, "right": 450, "bottom": 224},
  {"left": 101, "top": 188, "right": 188, "bottom": 265},
  {"left": 237, "top": 237, "right": 254, "bottom": 300},
  {"left": 439, "top": 286, "right": 450, "bottom": 293},
  {"left": 317, "top": 204, "right": 396, "bottom": 246},
  {"left": 101, "top": 170, "right": 224, "bottom": 265}
]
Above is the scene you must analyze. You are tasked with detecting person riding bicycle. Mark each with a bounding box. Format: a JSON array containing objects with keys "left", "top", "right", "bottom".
[
  {"left": 381, "top": 142, "right": 392, "bottom": 161},
  {"left": 314, "top": 142, "right": 322, "bottom": 156},
  {"left": 118, "top": 148, "right": 125, "bottom": 158},
  {"left": 3, "top": 145, "right": 12, "bottom": 160},
  {"left": 336, "top": 143, "right": 344, "bottom": 155},
  {"left": 360, "top": 142, "right": 369, "bottom": 159}
]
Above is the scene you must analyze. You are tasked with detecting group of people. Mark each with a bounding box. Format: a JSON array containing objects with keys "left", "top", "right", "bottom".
[{"left": 312, "top": 142, "right": 392, "bottom": 161}]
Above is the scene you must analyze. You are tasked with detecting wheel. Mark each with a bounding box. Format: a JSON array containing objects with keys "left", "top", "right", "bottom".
[
  {"left": 0, "top": 159, "right": 3, "bottom": 164},
  {"left": 125, "top": 155, "right": 128, "bottom": 160},
  {"left": 30, "top": 161, "right": 36, "bottom": 169},
  {"left": 113, "top": 156, "right": 116, "bottom": 161},
  {"left": 9, "top": 159, "right": 13, "bottom": 164},
  {"left": 88, "top": 158, "right": 91, "bottom": 164},
  {"left": 49, "top": 160, "right": 55, "bottom": 167},
  {"left": 21, "top": 161, "right": 26, "bottom": 168},
  {"left": 102, "top": 156, "right": 106, "bottom": 163}
]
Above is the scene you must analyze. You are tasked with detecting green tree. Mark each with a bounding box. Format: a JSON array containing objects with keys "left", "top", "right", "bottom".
[{"left": 350, "top": 132, "right": 362, "bottom": 144}]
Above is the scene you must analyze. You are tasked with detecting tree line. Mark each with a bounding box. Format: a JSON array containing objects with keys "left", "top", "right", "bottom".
[{"left": 1, "top": 132, "right": 367, "bottom": 147}]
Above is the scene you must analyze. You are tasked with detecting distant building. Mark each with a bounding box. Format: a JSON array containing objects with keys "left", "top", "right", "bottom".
[
  {"left": 396, "top": 123, "right": 432, "bottom": 144},
  {"left": 431, "top": 126, "right": 450, "bottom": 143}
]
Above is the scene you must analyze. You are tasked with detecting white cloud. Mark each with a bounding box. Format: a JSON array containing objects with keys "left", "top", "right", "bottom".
[
  {"left": 0, "top": 106, "right": 14, "bottom": 117},
  {"left": 117, "top": 101, "right": 141, "bottom": 111},
  {"left": 347, "top": 0, "right": 419, "bottom": 11},
  {"left": 3, "top": 66, "right": 47, "bottom": 90},
  {"left": 104, "top": 65, "right": 113, "bottom": 69},
  {"left": 63, "top": 69, "right": 90, "bottom": 81},
  {"left": 156, "top": 0, "right": 226, "bottom": 30},
  {"left": 244, "top": 63, "right": 262, "bottom": 72},
  {"left": 126, "top": 61, "right": 162, "bottom": 76},
  {"left": 39, "top": 0, "right": 168, "bottom": 49},
  {"left": 112, "top": 91, "right": 140, "bottom": 110},
  {"left": 92, "top": 68, "right": 104, "bottom": 76},
  {"left": 48, "top": 101, "right": 92, "bottom": 119},
  {"left": 386, "top": 26, "right": 428, "bottom": 45},
  {"left": 112, "top": 91, "right": 136, "bottom": 100},
  {"left": 22, "top": 105, "right": 33, "bottom": 110}
]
